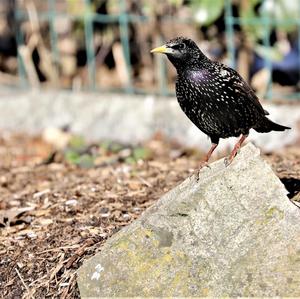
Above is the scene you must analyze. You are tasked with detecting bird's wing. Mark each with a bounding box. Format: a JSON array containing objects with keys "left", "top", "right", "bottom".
[{"left": 220, "top": 64, "right": 267, "bottom": 116}]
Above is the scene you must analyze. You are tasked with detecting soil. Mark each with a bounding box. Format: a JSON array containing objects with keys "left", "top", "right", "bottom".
[{"left": 0, "top": 133, "right": 299, "bottom": 299}]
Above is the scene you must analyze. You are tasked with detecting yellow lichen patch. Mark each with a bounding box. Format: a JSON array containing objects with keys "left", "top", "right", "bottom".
[
  {"left": 265, "top": 207, "right": 284, "bottom": 220},
  {"left": 107, "top": 227, "right": 206, "bottom": 296},
  {"left": 201, "top": 287, "right": 210, "bottom": 296},
  {"left": 254, "top": 206, "right": 285, "bottom": 226}
]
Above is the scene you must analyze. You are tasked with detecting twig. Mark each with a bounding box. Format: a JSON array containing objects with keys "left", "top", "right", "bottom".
[
  {"left": 135, "top": 174, "right": 153, "bottom": 187},
  {"left": 60, "top": 273, "right": 76, "bottom": 299},
  {"left": 25, "top": 0, "right": 58, "bottom": 85},
  {"left": 19, "top": 45, "right": 40, "bottom": 88},
  {"left": 36, "top": 244, "right": 80, "bottom": 255},
  {"left": 65, "top": 238, "right": 95, "bottom": 269},
  {"left": 112, "top": 42, "right": 130, "bottom": 87},
  {"left": 28, "top": 273, "right": 48, "bottom": 287},
  {"left": 49, "top": 253, "right": 65, "bottom": 283},
  {"left": 15, "top": 268, "right": 30, "bottom": 295}
]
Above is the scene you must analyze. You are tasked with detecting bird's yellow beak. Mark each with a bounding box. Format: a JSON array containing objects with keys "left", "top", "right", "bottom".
[{"left": 150, "top": 45, "right": 171, "bottom": 54}]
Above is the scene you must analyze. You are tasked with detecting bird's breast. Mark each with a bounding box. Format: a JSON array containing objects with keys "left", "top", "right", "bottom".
[
  {"left": 175, "top": 72, "right": 213, "bottom": 109},
  {"left": 175, "top": 76, "right": 209, "bottom": 124}
]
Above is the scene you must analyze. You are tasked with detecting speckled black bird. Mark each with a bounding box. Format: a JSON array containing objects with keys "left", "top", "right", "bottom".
[{"left": 151, "top": 37, "right": 290, "bottom": 168}]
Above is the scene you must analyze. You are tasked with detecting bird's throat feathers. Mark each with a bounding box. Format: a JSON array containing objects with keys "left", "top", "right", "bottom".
[{"left": 167, "top": 51, "right": 207, "bottom": 72}]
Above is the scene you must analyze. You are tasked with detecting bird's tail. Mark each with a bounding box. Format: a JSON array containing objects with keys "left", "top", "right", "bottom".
[{"left": 254, "top": 117, "right": 291, "bottom": 133}]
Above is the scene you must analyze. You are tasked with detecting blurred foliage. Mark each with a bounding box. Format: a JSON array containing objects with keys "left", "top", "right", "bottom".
[
  {"left": 7, "top": 0, "right": 300, "bottom": 93},
  {"left": 126, "top": 147, "right": 152, "bottom": 164},
  {"left": 100, "top": 140, "right": 123, "bottom": 153},
  {"left": 189, "top": 0, "right": 298, "bottom": 36},
  {"left": 254, "top": 44, "right": 283, "bottom": 62},
  {"left": 191, "top": 0, "right": 224, "bottom": 26},
  {"left": 68, "top": 135, "right": 86, "bottom": 151},
  {"left": 64, "top": 135, "right": 152, "bottom": 168},
  {"left": 262, "top": 0, "right": 299, "bottom": 32},
  {"left": 240, "top": 0, "right": 299, "bottom": 42},
  {"left": 188, "top": 0, "right": 299, "bottom": 62},
  {"left": 65, "top": 135, "right": 95, "bottom": 168},
  {"left": 239, "top": 0, "right": 263, "bottom": 41},
  {"left": 168, "top": 0, "right": 185, "bottom": 8}
]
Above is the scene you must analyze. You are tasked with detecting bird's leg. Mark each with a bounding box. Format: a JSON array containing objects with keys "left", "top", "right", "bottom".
[
  {"left": 197, "top": 143, "right": 218, "bottom": 170},
  {"left": 224, "top": 134, "right": 248, "bottom": 167},
  {"left": 194, "top": 143, "right": 218, "bottom": 180},
  {"left": 202, "top": 143, "right": 218, "bottom": 166}
]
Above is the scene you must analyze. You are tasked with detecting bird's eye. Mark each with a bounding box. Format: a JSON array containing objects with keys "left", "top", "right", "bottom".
[
  {"left": 172, "top": 43, "right": 186, "bottom": 50},
  {"left": 178, "top": 43, "right": 186, "bottom": 50}
]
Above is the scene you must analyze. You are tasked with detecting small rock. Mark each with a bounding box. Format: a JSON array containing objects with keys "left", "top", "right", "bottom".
[{"left": 65, "top": 199, "right": 78, "bottom": 206}]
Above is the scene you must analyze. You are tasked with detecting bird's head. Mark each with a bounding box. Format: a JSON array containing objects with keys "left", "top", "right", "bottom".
[{"left": 151, "top": 37, "right": 206, "bottom": 71}]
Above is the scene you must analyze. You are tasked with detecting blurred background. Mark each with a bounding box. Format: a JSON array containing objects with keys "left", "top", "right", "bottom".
[
  {"left": 0, "top": 0, "right": 299, "bottom": 164},
  {"left": 0, "top": 0, "right": 300, "bottom": 99}
]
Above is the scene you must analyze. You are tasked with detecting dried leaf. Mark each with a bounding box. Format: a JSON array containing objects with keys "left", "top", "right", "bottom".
[{"left": 0, "top": 207, "right": 35, "bottom": 226}]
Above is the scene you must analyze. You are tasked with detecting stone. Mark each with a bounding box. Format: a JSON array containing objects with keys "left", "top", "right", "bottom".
[{"left": 77, "top": 143, "right": 300, "bottom": 297}]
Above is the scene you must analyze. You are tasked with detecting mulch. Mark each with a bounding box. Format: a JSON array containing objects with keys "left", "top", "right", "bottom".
[{"left": 0, "top": 133, "right": 299, "bottom": 298}]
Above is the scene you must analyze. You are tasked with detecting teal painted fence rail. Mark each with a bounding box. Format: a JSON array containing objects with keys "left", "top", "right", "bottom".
[{"left": 14, "top": 0, "right": 300, "bottom": 100}]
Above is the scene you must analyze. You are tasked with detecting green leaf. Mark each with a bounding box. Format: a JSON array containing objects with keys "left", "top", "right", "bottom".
[
  {"left": 69, "top": 135, "right": 86, "bottom": 151},
  {"left": 239, "top": 0, "right": 264, "bottom": 42},
  {"left": 168, "top": 0, "right": 184, "bottom": 7},
  {"left": 77, "top": 154, "right": 95, "bottom": 168},
  {"left": 254, "top": 45, "right": 283, "bottom": 62},
  {"left": 65, "top": 150, "right": 81, "bottom": 164},
  {"left": 191, "top": 0, "right": 224, "bottom": 26},
  {"left": 110, "top": 142, "right": 123, "bottom": 153},
  {"left": 132, "top": 147, "right": 152, "bottom": 161},
  {"left": 99, "top": 141, "right": 123, "bottom": 153},
  {"left": 125, "top": 157, "right": 137, "bottom": 164},
  {"left": 99, "top": 140, "right": 111, "bottom": 152},
  {"left": 65, "top": 150, "right": 95, "bottom": 168},
  {"left": 259, "top": 0, "right": 299, "bottom": 33}
]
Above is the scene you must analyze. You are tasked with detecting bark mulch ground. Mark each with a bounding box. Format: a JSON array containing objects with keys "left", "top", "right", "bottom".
[{"left": 0, "top": 133, "right": 299, "bottom": 298}]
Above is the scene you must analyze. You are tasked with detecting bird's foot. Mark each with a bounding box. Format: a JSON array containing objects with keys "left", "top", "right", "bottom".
[
  {"left": 224, "top": 135, "right": 247, "bottom": 167},
  {"left": 199, "top": 161, "right": 211, "bottom": 169},
  {"left": 224, "top": 152, "right": 238, "bottom": 167},
  {"left": 194, "top": 161, "right": 211, "bottom": 181},
  {"left": 224, "top": 157, "right": 232, "bottom": 167}
]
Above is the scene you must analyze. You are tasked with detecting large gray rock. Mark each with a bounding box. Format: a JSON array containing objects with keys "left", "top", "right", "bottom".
[{"left": 77, "top": 143, "right": 300, "bottom": 297}]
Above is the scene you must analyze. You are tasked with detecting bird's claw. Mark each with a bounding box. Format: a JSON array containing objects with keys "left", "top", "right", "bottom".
[
  {"left": 224, "top": 147, "right": 240, "bottom": 167},
  {"left": 200, "top": 161, "right": 211, "bottom": 169},
  {"left": 194, "top": 161, "right": 210, "bottom": 181},
  {"left": 224, "top": 157, "right": 232, "bottom": 167}
]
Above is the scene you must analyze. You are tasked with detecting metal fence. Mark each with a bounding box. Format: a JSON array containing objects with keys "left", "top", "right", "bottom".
[
  {"left": 13, "top": 0, "right": 300, "bottom": 100},
  {"left": 225, "top": 0, "right": 300, "bottom": 100}
]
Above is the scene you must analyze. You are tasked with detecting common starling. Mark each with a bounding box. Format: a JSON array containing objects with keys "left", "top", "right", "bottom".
[{"left": 151, "top": 37, "right": 290, "bottom": 168}]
